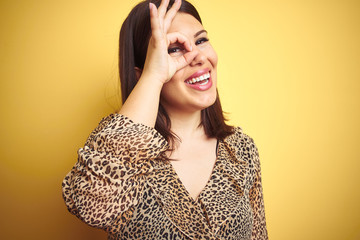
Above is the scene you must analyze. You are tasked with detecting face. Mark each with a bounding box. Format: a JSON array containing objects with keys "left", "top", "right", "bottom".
[{"left": 160, "top": 13, "right": 218, "bottom": 114}]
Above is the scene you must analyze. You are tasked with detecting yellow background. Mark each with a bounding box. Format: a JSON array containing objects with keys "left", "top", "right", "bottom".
[{"left": 1, "top": 0, "right": 359, "bottom": 239}]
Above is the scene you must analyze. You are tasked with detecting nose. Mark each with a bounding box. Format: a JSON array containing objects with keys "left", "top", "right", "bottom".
[{"left": 189, "top": 46, "right": 206, "bottom": 67}]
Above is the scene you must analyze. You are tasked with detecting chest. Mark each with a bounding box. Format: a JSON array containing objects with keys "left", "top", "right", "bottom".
[
  {"left": 114, "top": 140, "right": 256, "bottom": 239},
  {"left": 116, "top": 162, "right": 254, "bottom": 240},
  {"left": 169, "top": 138, "right": 218, "bottom": 200}
]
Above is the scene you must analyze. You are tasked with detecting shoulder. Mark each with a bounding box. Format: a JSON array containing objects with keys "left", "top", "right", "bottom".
[
  {"left": 223, "top": 126, "right": 260, "bottom": 166},
  {"left": 85, "top": 113, "right": 168, "bottom": 152},
  {"left": 224, "top": 126, "right": 256, "bottom": 148}
]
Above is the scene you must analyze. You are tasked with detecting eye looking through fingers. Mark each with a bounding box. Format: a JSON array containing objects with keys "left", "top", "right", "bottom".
[
  {"left": 168, "top": 42, "right": 185, "bottom": 56},
  {"left": 168, "top": 36, "right": 210, "bottom": 57}
]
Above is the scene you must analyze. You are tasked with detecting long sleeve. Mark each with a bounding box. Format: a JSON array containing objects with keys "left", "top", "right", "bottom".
[
  {"left": 62, "top": 114, "right": 168, "bottom": 229},
  {"left": 249, "top": 138, "right": 268, "bottom": 240}
]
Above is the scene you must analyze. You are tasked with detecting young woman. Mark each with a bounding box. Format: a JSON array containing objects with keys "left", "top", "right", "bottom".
[{"left": 62, "top": 0, "right": 268, "bottom": 239}]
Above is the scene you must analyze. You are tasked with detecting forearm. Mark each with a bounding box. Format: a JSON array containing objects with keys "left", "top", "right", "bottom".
[
  {"left": 119, "top": 0, "right": 193, "bottom": 128},
  {"left": 119, "top": 73, "right": 163, "bottom": 128}
]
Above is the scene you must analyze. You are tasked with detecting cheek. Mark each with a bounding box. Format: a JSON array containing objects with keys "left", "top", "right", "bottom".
[
  {"left": 160, "top": 77, "right": 182, "bottom": 103},
  {"left": 161, "top": 82, "right": 174, "bottom": 98},
  {"left": 209, "top": 50, "right": 218, "bottom": 85},
  {"left": 210, "top": 50, "right": 218, "bottom": 68},
  {"left": 205, "top": 44, "right": 218, "bottom": 66}
]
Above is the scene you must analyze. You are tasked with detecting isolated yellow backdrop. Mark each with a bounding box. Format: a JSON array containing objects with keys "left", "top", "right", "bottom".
[{"left": 0, "top": 0, "right": 359, "bottom": 239}]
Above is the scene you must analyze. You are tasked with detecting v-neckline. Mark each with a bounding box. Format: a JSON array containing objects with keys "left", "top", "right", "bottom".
[{"left": 168, "top": 139, "right": 221, "bottom": 203}]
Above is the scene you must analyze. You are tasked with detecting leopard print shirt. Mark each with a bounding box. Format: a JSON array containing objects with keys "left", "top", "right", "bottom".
[{"left": 62, "top": 114, "right": 268, "bottom": 239}]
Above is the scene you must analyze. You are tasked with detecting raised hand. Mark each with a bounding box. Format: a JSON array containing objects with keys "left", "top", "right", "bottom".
[
  {"left": 142, "top": 0, "right": 197, "bottom": 84},
  {"left": 119, "top": 0, "right": 197, "bottom": 126}
]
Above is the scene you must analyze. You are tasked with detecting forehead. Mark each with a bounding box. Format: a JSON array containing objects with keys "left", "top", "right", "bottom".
[{"left": 168, "top": 13, "right": 204, "bottom": 36}]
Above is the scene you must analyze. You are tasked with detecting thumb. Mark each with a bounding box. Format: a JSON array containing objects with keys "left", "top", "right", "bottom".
[{"left": 174, "top": 50, "right": 198, "bottom": 71}]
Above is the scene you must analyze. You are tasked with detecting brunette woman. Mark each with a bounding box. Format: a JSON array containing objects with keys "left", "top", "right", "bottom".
[{"left": 62, "top": 0, "right": 268, "bottom": 239}]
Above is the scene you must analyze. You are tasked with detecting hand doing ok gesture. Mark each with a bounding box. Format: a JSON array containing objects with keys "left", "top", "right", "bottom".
[
  {"left": 142, "top": 0, "right": 198, "bottom": 84},
  {"left": 119, "top": 0, "right": 201, "bottom": 127}
]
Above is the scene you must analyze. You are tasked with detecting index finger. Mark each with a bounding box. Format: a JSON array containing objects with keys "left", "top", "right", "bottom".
[{"left": 167, "top": 32, "right": 192, "bottom": 52}]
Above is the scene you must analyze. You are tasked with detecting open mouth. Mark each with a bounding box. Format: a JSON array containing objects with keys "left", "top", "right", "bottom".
[{"left": 185, "top": 72, "right": 210, "bottom": 85}]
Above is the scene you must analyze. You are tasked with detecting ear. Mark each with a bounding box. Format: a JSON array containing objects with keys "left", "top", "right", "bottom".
[{"left": 134, "top": 67, "right": 142, "bottom": 81}]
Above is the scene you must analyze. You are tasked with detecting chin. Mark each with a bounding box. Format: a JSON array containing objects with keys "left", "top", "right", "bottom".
[{"left": 194, "top": 93, "right": 217, "bottom": 110}]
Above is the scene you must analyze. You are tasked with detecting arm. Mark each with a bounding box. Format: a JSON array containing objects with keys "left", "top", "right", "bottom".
[
  {"left": 249, "top": 139, "right": 269, "bottom": 240},
  {"left": 62, "top": 0, "right": 196, "bottom": 230},
  {"left": 62, "top": 114, "right": 168, "bottom": 229},
  {"left": 119, "top": 0, "right": 197, "bottom": 127}
]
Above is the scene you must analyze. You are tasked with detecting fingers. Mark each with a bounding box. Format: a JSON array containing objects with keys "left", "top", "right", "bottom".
[
  {"left": 163, "top": 0, "right": 181, "bottom": 31},
  {"left": 167, "top": 32, "right": 196, "bottom": 71},
  {"left": 157, "top": 0, "right": 170, "bottom": 20},
  {"left": 174, "top": 50, "right": 198, "bottom": 71},
  {"left": 150, "top": 0, "right": 181, "bottom": 32},
  {"left": 167, "top": 32, "right": 192, "bottom": 52},
  {"left": 149, "top": 3, "right": 162, "bottom": 39}
]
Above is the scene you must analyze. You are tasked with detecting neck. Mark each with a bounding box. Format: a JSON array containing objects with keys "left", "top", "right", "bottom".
[{"left": 166, "top": 109, "right": 205, "bottom": 141}]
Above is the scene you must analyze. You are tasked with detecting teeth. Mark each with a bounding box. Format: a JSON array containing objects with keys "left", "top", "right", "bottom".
[
  {"left": 186, "top": 72, "right": 210, "bottom": 84},
  {"left": 199, "top": 80, "right": 209, "bottom": 85}
]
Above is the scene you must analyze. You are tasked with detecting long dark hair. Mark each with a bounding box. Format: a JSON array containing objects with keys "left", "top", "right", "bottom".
[{"left": 119, "top": 0, "right": 233, "bottom": 145}]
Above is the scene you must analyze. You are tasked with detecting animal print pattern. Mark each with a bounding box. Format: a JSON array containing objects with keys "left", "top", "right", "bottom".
[{"left": 62, "top": 114, "right": 268, "bottom": 239}]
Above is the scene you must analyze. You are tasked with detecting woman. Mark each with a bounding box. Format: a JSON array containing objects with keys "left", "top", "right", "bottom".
[{"left": 62, "top": 0, "right": 268, "bottom": 239}]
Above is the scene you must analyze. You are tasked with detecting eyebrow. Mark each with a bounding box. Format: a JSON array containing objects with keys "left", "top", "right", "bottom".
[{"left": 194, "top": 30, "right": 207, "bottom": 38}]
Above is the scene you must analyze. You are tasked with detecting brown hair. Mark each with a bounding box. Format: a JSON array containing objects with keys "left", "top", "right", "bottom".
[{"left": 119, "top": 0, "right": 233, "bottom": 144}]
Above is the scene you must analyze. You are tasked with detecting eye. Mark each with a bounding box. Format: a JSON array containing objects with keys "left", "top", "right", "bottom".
[
  {"left": 168, "top": 46, "right": 184, "bottom": 54},
  {"left": 195, "top": 37, "right": 209, "bottom": 45}
]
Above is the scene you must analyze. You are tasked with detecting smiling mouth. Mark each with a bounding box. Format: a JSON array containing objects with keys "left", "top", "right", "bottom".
[{"left": 185, "top": 72, "right": 210, "bottom": 85}]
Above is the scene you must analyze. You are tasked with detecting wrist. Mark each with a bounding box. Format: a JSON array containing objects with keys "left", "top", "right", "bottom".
[{"left": 138, "top": 72, "right": 166, "bottom": 89}]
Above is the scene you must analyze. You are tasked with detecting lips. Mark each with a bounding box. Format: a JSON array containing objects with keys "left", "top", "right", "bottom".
[{"left": 184, "top": 68, "right": 213, "bottom": 91}]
